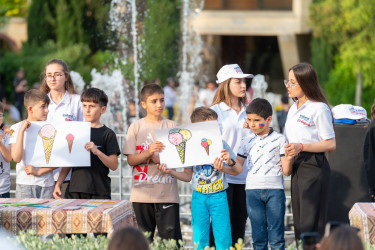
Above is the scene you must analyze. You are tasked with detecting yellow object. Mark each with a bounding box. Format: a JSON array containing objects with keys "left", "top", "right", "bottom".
[
  {"left": 39, "top": 132, "right": 56, "bottom": 164},
  {"left": 176, "top": 142, "right": 186, "bottom": 164}
]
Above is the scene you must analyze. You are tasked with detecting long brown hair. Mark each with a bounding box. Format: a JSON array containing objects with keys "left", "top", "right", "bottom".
[
  {"left": 290, "top": 63, "right": 329, "bottom": 106},
  {"left": 211, "top": 78, "right": 247, "bottom": 107},
  {"left": 40, "top": 59, "right": 77, "bottom": 94}
]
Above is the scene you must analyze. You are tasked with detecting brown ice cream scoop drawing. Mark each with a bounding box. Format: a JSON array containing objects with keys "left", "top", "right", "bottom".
[
  {"left": 38, "top": 124, "right": 57, "bottom": 164},
  {"left": 66, "top": 133, "right": 75, "bottom": 153}
]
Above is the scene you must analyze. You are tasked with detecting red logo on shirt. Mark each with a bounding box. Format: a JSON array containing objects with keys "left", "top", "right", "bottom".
[
  {"left": 65, "top": 118, "right": 72, "bottom": 121},
  {"left": 133, "top": 145, "right": 149, "bottom": 181}
]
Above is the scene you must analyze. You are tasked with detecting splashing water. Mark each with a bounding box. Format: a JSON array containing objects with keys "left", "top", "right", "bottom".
[{"left": 177, "top": 0, "right": 205, "bottom": 124}]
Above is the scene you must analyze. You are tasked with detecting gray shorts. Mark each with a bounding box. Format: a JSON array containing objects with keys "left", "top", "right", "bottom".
[{"left": 16, "top": 184, "right": 54, "bottom": 199}]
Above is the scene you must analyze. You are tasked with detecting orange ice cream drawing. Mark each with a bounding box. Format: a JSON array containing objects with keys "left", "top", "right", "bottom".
[
  {"left": 66, "top": 133, "right": 74, "bottom": 153},
  {"left": 38, "top": 124, "right": 57, "bottom": 164},
  {"left": 201, "top": 138, "right": 212, "bottom": 155}
]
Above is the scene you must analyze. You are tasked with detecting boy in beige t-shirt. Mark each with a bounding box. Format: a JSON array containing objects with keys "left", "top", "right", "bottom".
[{"left": 123, "top": 84, "right": 181, "bottom": 243}]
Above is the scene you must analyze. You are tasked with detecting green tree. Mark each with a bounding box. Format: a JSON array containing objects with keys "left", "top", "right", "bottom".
[
  {"left": 141, "top": 0, "right": 181, "bottom": 83},
  {"left": 27, "top": 0, "right": 55, "bottom": 46},
  {"left": 310, "top": 0, "right": 375, "bottom": 112}
]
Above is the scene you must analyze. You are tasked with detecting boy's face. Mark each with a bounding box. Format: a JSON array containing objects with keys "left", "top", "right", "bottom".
[
  {"left": 246, "top": 113, "right": 272, "bottom": 136},
  {"left": 29, "top": 101, "right": 49, "bottom": 121},
  {"left": 82, "top": 101, "right": 106, "bottom": 123},
  {"left": 141, "top": 93, "right": 165, "bottom": 117}
]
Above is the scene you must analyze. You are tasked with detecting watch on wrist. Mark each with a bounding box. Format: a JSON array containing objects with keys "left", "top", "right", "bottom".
[{"left": 228, "top": 159, "right": 236, "bottom": 167}]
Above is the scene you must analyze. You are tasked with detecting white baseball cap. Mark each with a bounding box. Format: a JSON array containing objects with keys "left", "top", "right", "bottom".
[
  {"left": 332, "top": 104, "right": 367, "bottom": 120},
  {"left": 216, "top": 64, "right": 254, "bottom": 83}
]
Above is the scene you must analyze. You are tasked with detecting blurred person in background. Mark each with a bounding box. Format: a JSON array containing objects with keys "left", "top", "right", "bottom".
[
  {"left": 13, "top": 68, "right": 28, "bottom": 119},
  {"left": 200, "top": 81, "right": 217, "bottom": 107}
]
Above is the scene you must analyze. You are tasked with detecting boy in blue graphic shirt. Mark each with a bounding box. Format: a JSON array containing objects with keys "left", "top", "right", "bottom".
[
  {"left": 216, "top": 98, "right": 293, "bottom": 250},
  {"left": 158, "top": 107, "right": 242, "bottom": 250}
]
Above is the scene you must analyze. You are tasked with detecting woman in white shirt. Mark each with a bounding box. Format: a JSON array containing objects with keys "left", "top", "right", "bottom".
[
  {"left": 40, "top": 59, "right": 84, "bottom": 197},
  {"left": 284, "top": 63, "right": 336, "bottom": 240},
  {"left": 210, "top": 64, "right": 253, "bottom": 246}
]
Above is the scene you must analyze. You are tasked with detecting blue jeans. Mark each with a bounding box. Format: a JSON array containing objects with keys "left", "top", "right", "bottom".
[
  {"left": 192, "top": 190, "right": 232, "bottom": 250},
  {"left": 0, "top": 192, "right": 10, "bottom": 198},
  {"left": 246, "top": 189, "right": 285, "bottom": 250}
]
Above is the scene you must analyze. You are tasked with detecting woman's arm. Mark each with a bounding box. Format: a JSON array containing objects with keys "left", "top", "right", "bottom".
[{"left": 285, "top": 138, "right": 336, "bottom": 157}]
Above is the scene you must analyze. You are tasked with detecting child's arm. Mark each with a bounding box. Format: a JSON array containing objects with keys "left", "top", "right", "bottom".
[
  {"left": 281, "top": 153, "right": 293, "bottom": 176},
  {"left": 24, "top": 166, "right": 57, "bottom": 177},
  {"left": 10, "top": 120, "right": 30, "bottom": 163},
  {"left": 0, "top": 132, "right": 11, "bottom": 162},
  {"left": 157, "top": 163, "right": 193, "bottom": 182},
  {"left": 127, "top": 141, "right": 164, "bottom": 166},
  {"left": 85, "top": 142, "right": 118, "bottom": 171},
  {"left": 214, "top": 155, "right": 244, "bottom": 176},
  {"left": 53, "top": 167, "right": 71, "bottom": 199}
]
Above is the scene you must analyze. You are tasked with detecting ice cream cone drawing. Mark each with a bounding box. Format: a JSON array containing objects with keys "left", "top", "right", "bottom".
[
  {"left": 38, "top": 124, "right": 57, "bottom": 164},
  {"left": 168, "top": 128, "right": 192, "bottom": 164},
  {"left": 66, "top": 134, "right": 75, "bottom": 153},
  {"left": 201, "top": 138, "right": 212, "bottom": 155}
]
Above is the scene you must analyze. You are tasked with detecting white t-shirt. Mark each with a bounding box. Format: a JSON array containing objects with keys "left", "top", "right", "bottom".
[
  {"left": 47, "top": 91, "right": 84, "bottom": 181},
  {"left": 238, "top": 129, "right": 286, "bottom": 190},
  {"left": 199, "top": 89, "right": 217, "bottom": 107},
  {"left": 0, "top": 131, "right": 11, "bottom": 194},
  {"left": 211, "top": 102, "right": 250, "bottom": 184},
  {"left": 9, "top": 122, "right": 55, "bottom": 187},
  {"left": 284, "top": 100, "right": 335, "bottom": 144},
  {"left": 164, "top": 86, "right": 176, "bottom": 108}
]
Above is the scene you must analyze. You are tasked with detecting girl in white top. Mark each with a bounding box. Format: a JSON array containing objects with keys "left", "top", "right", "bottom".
[
  {"left": 40, "top": 59, "right": 84, "bottom": 194},
  {"left": 210, "top": 64, "right": 253, "bottom": 245},
  {"left": 284, "top": 63, "right": 336, "bottom": 239}
]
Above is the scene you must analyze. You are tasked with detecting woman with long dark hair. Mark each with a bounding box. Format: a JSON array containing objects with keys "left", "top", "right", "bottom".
[{"left": 284, "top": 63, "right": 336, "bottom": 239}]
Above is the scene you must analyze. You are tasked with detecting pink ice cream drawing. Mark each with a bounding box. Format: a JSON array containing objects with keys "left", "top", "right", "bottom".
[
  {"left": 201, "top": 138, "right": 212, "bottom": 156},
  {"left": 168, "top": 128, "right": 192, "bottom": 164},
  {"left": 38, "top": 124, "right": 57, "bottom": 164},
  {"left": 66, "top": 133, "right": 75, "bottom": 153}
]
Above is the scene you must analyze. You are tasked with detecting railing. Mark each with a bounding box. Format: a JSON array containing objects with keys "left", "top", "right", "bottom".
[{"left": 10, "top": 134, "right": 295, "bottom": 248}]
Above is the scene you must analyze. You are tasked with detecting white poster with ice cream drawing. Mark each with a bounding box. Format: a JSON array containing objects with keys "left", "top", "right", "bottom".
[
  {"left": 23, "top": 121, "right": 91, "bottom": 167},
  {"left": 154, "top": 120, "right": 223, "bottom": 168}
]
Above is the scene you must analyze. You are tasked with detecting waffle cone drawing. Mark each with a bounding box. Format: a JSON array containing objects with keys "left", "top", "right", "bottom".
[
  {"left": 205, "top": 146, "right": 209, "bottom": 155},
  {"left": 175, "top": 142, "right": 186, "bottom": 164},
  {"left": 39, "top": 132, "right": 56, "bottom": 164},
  {"left": 67, "top": 140, "right": 73, "bottom": 153},
  {"left": 39, "top": 124, "right": 57, "bottom": 164}
]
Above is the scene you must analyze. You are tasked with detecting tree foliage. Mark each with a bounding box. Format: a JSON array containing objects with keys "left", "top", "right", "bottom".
[
  {"left": 140, "top": 0, "right": 181, "bottom": 84},
  {"left": 310, "top": 0, "right": 375, "bottom": 112},
  {"left": 27, "top": 0, "right": 112, "bottom": 52}
]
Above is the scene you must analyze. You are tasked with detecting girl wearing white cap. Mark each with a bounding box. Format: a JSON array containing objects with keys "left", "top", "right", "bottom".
[
  {"left": 210, "top": 64, "right": 253, "bottom": 246},
  {"left": 284, "top": 63, "right": 336, "bottom": 239}
]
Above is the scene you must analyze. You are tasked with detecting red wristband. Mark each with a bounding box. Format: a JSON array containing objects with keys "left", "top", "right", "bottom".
[{"left": 300, "top": 143, "right": 303, "bottom": 152}]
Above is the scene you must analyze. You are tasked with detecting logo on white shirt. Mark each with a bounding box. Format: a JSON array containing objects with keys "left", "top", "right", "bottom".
[{"left": 297, "top": 114, "right": 311, "bottom": 127}]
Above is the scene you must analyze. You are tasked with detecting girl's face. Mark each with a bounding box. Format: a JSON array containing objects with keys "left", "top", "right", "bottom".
[
  {"left": 229, "top": 78, "right": 246, "bottom": 98},
  {"left": 286, "top": 70, "right": 305, "bottom": 99},
  {"left": 45, "top": 63, "right": 66, "bottom": 92}
]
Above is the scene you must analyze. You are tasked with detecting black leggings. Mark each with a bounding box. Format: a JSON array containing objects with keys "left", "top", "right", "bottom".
[{"left": 291, "top": 152, "right": 330, "bottom": 239}]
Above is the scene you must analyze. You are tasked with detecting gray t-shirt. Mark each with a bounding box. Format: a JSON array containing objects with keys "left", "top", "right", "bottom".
[{"left": 190, "top": 141, "right": 236, "bottom": 194}]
